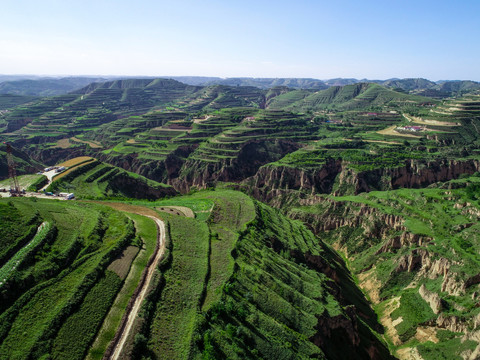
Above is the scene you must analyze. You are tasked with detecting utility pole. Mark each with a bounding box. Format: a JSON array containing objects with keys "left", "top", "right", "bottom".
[{"left": 4, "top": 142, "right": 21, "bottom": 195}]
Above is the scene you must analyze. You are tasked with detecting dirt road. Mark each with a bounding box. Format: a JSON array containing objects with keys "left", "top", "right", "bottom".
[{"left": 108, "top": 215, "right": 166, "bottom": 360}]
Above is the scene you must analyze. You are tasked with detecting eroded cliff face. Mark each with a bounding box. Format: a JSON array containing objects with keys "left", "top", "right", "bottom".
[
  {"left": 246, "top": 159, "right": 343, "bottom": 205},
  {"left": 98, "top": 145, "right": 198, "bottom": 186},
  {"left": 354, "top": 159, "right": 480, "bottom": 194},
  {"left": 170, "top": 139, "right": 301, "bottom": 193},
  {"left": 245, "top": 158, "right": 480, "bottom": 206},
  {"left": 105, "top": 172, "right": 177, "bottom": 199},
  {"left": 261, "top": 217, "right": 394, "bottom": 359}
]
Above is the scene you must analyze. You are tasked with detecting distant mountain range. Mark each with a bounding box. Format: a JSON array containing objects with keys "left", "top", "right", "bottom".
[{"left": 0, "top": 75, "right": 479, "bottom": 98}]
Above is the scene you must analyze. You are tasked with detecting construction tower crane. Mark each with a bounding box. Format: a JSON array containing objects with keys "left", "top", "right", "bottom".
[{"left": 3, "top": 142, "right": 21, "bottom": 196}]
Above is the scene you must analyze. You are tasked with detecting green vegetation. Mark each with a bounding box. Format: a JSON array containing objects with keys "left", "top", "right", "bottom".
[
  {"left": 0, "top": 222, "right": 52, "bottom": 286},
  {"left": 390, "top": 291, "right": 435, "bottom": 341},
  {"left": 46, "top": 159, "right": 176, "bottom": 200},
  {"left": 287, "top": 174, "right": 480, "bottom": 357},
  {"left": 87, "top": 213, "right": 157, "bottom": 360},
  {"left": 146, "top": 213, "right": 210, "bottom": 359},
  {"left": 0, "top": 94, "right": 38, "bottom": 110},
  {"left": 51, "top": 270, "right": 123, "bottom": 360},
  {"left": 3, "top": 78, "right": 480, "bottom": 359},
  {"left": 0, "top": 198, "right": 136, "bottom": 360}
]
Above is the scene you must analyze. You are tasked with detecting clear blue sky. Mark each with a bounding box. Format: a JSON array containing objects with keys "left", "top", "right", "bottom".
[{"left": 1, "top": 0, "right": 479, "bottom": 80}]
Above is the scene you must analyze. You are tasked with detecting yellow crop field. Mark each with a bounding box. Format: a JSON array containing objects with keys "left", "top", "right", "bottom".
[{"left": 58, "top": 156, "right": 94, "bottom": 168}]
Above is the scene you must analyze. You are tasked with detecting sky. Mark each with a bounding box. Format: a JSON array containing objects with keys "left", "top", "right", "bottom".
[{"left": 1, "top": 0, "right": 480, "bottom": 81}]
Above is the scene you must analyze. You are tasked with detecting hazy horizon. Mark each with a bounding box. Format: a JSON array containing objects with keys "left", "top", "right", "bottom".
[{"left": 1, "top": 74, "right": 479, "bottom": 84}]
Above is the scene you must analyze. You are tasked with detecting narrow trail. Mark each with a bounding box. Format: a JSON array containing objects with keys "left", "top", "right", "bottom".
[{"left": 108, "top": 215, "right": 166, "bottom": 360}]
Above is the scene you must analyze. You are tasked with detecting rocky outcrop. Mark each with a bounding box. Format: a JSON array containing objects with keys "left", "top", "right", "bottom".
[
  {"left": 353, "top": 159, "right": 480, "bottom": 194},
  {"left": 395, "top": 249, "right": 430, "bottom": 273},
  {"left": 419, "top": 284, "right": 444, "bottom": 314},
  {"left": 435, "top": 313, "right": 468, "bottom": 333},
  {"left": 291, "top": 199, "right": 406, "bottom": 237},
  {"left": 442, "top": 275, "right": 466, "bottom": 296},
  {"left": 98, "top": 145, "right": 197, "bottom": 186},
  {"left": 376, "top": 232, "right": 432, "bottom": 255},
  {"left": 311, "top": 306, "right": 394, "bottom": 360},
  {"left": 248, "top": 159, "right": 343, "bottom": 202},
  {"left": 106, "top": 172, "right": 177, "bottom": 199}
]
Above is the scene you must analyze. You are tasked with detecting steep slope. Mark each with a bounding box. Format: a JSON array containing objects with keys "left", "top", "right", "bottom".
[
  {"left": 191, "top": 198, "right": 393, "bottom": 359},
  {"left": 123, "top": 190, "right": 393, "bottom": 360},
  {"left": 288, "top": 176, "right": 480, "bottom": 359},
  {"left": 0, "top": 198, "right": 137, "bottom": 360},
  {"left": 0, "top": 143, "right": 43, "bottom": 180},
  {"left": 45, "top": 157, "right": 176, "bottom": 200}
]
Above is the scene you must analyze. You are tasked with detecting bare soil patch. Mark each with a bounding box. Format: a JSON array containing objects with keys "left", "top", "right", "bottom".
[
  {"left": 380, "top": 296, "right": 403, "bottom": 346},
  {"left": 95, "top": 202, "right": 161, "bottom": 219},
  {"left": 53, "top": 158, "right": 95, "bottom": 181},
  {"left": 403, "top": 114, "right": 459, "bottom": 127},
  {"left": 156, "top": 206, "right": 194, "bottom": 218},
  {"left": 52, "top": 138, "right": 71, "bottom": 149},
  {"left": 377, "top": 125, "right": 421, "bottom": 138},
  {"left": 107, "top": 246, "right": 140, "bottom": 280},
  {"left": 358, "top": 267, "right": 381, "bottom": 304},
  {"left": 396, "top": 347, "right": 424, "bottom": 360},
  {"left": 70, "top": 137, "right": 103, "bottom": 148},
  {"left": 107, "top": 215, "right": 165, "bottom": 360},
  {"left": 415, "top": 326, "right": 438, "bottom": 344}
]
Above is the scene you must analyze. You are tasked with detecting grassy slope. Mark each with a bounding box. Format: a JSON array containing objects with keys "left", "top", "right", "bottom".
[
  {"left": 289, "top": 176, "right": 480, "bottom": 358},
  {"left": 141, "top": 190, "right": 254, "bottom": 359},
  {"left": 86, "top": 213, "right": 157, "bottom": 360},
  {"left": 47, "top": 159, "right": 175, "bottom": 199},
  {"left": 139, "top": 191, "right": 388, "bottom": 360},
  {"left": 0, "top": 198, "right": 136, "bottom": 360},
  {"left": 147, "top": 213, "right": 210, "bottom": 359}
]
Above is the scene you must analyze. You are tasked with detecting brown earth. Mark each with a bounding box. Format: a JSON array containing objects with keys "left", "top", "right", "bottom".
[
  {"left": 71, "top": 137, "right": 103, "bottom": 148},
  {"left": 107, "top": 246, "right": 140, "bottom": 280},
  {"left": 156, "top": 205, "right": 194, "bottom": 218}
]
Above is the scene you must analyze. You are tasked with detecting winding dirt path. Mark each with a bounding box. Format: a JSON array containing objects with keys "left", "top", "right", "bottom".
[{"left": 108, "top": 214, "right": 166, "bottom": 360}]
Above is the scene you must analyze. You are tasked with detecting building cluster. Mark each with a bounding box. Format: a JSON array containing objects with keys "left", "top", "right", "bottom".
[{"left": 396, "top": 125, "right": 424, "bottom": 132}]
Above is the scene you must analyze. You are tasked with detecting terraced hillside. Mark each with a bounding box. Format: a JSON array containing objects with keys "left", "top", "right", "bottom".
[
  {"left": 0, "top": 142, "right": 43, "bottom": 180},
  {"left": 98, "top": 190, "right": 392, "bottom": 360},
  {"left": 267, "top": 83, "right": 436, "bottom": 112},
  {"left": 410, "top": 93, "right": 480, "bottom": 146},
  {"left": 4, "top": 77, "right": 480, "bottom": 360},
  {"left": 3, "top": 80, "right": 478, "bottom": 201},
  {"left": 0, "top": 198, "right": 138, "bottom": 360},
  {"left": 0, "top": 79, "right": 432, "bottom": 153},
  {"left": 45, "top": 157, "right": 176, "bottom": 200},
  {"left": 0, "top": 189, "right": 395, "bottom": 359},
  {"left": 0, "top": 94, "right": 38, "bottom": 111}
]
